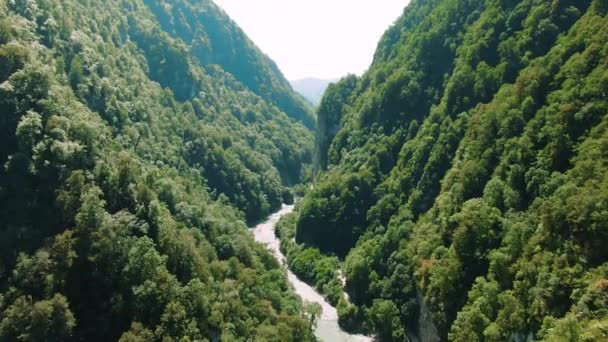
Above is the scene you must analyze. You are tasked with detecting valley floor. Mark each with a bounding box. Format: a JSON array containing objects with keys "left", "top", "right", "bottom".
[{"left": 251, "top": 204, "right": 371, "bottom": 342}]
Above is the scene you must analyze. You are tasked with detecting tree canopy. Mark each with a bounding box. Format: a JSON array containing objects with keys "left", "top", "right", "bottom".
[
  {"left": 0, "top": 0, "right": 316, "bottom": 340},
  {"left": 297, "top": 0, "right": 608, "bottom": 340}
]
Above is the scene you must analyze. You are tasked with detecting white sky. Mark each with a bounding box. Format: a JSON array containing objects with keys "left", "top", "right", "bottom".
[{"left": 212, "top": 0, "right": 410, "bottom": 80}]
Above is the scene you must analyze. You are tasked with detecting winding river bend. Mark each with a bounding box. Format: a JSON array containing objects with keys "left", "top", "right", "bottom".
[{"left": 251, "top": 204, "right": 372, "bottom": 342}]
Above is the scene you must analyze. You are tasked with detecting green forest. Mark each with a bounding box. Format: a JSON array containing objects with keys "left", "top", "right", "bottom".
[
  {"left": 0, "top": 0, "right": 318, "bottom": 340},
  {"left": 294, "top": 0, "right": 608, "bottom": 340},
  {"left": 2, "top": 0, "right": 608, "bottom": 341}
]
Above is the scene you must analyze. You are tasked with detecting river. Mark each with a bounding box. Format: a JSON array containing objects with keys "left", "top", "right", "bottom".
[{"left": 251, "top": 204, "right": 372, "bottom": 342}]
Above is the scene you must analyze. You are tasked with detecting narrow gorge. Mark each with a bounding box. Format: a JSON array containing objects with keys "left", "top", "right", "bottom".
[{"left": 251, "top": 205, "right": 372, "bottom": 342}]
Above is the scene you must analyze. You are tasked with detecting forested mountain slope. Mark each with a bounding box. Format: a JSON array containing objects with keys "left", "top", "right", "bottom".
[
  {"left": 0, "top": 0, "right": 316, "bottom": 340},
  {"left": 143, "top": 0, "right": 316, "bottom": 129},
  {"left": 297, "top": 0, "right": 608, "bottom": 340}
]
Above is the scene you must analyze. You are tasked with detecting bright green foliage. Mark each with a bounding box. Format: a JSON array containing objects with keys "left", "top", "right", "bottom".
[
  {"left": 297, "top": 0, "right": 608, "bottom": 340},
  {"left": 276, "top": 211, "right": 345, "bottom": 306},
  {"left": 366, "top": 299, "right": 404, "bottom": 341},
  {"left": 0, "top": 0, "right": 315, "bottom": 340}
]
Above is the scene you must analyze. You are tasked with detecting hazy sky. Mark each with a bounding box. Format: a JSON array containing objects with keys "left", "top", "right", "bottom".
[{"left": 212, "top": 0, "right": 410, "bottom": 80}]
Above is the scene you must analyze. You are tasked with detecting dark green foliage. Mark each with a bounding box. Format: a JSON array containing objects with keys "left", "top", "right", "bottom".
[
  {"left": 0, "top": 294, "right": 76, "bottom": 341},
  {"left": 297, "top": 169, "right": 376, "bottom": 257},
  {"left": 0, "top": 0, "right": 316, "bottom": 340},
  {"left": 296, "top": 0, "right": 608, "bottom": 340},
  {"left": 143, "top": 0, "right": 315, "bottom": 129}
]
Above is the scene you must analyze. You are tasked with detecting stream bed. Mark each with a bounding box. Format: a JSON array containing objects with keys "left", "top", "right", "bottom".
[{"left": 251, "top": 204, "right": 372, "bottom": 342}]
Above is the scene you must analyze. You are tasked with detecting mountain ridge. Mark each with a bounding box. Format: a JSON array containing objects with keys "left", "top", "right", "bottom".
[{"left": 144, "top": 0, "right": 316, "bottom": 128}]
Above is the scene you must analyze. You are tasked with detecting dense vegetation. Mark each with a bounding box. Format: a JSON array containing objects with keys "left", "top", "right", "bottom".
[
  {"left": 0, "top": 0, "right": 317, "bottom": 340},
  {"left": 276, "top": 211, "right": 345, "bottom": 306},
  {"left": 143, "top": 0, "right": 316, "bottom": 129},
  {"left": 297, "top": 0, "right": 608, "bottom": 340}
]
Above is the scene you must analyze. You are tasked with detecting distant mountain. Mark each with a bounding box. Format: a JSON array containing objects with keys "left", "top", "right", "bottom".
[{"left": 290, "top": 78, "right": 336, "bottom": 105}]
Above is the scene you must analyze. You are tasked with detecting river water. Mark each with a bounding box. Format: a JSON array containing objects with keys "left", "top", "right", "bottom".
[{"left": 251, "top": 204, "right": 372, "bottom": 342}]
